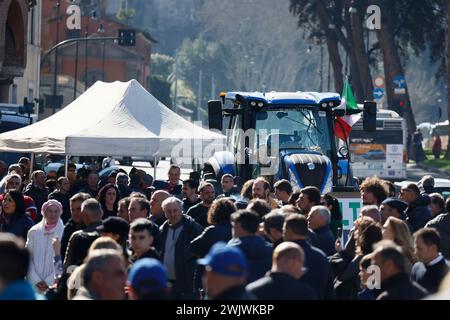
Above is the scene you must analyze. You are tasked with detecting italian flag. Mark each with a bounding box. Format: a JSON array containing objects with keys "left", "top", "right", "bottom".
[{"left": 334, "top": 80, "right": 361, "bottom": 141}]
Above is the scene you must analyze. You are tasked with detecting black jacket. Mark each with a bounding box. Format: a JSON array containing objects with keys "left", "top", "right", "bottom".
[
  {"left": 61, "top": 219, "right": 84, "bottom": 262},
  {"left": 246, "top": 272, "right": 317, "bottom": 300},
  {"left": 227, "top": 236, "right": 273, "bottom": 284},
  {"left": 0, "top": 213, "right": 34, "bottom": 241},
  {"left": 411, "top": 257, "right": 449, "bottom": 294},
  {"left": 293, "top": 239, "right": 335, "bottom": 300},
  {"left": 131, "top": 247, "right": 161, "bottom": 263},
  {"left": 48, "top": 190, "right": 71, "bottom": 224},
  {"left": 329, "top": 250, "right": 361, "bottom": 300},
  {"left": 24, "top": 183, "right": 49, "bottom": 221},
  {"left": 406, "top": 195, "right": 432, "bottom": 232},
  {"left": 160, "top": 215, "right": 203, "bottom": 299},
  {"left": 211, "top": 285, "right": 255, "bottom": 300},
  {"left": 186, "top": 203, "right": 209, "bottom": 228},
  {"left": 314, "top": 225, "right": 336, "bottom": 257},
  {"left": 63, "top": 221, "right": 102, "bottom": 269},
  {"left": 426, "top": 213, "right": 450, "bottom": 259},
  {"left": 183, "top": 197, "right": 201, "bottom": 213},
  {"left": 377, "top": 272, "right": 428, "bottom": 300},
  {"left": 189, "top": 223, "right": 232, "bottom": 257}
]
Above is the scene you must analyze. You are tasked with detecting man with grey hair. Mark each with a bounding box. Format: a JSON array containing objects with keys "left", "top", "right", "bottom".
[
  {"left": 24, "top": 170, "right": 49, "bottom": 221},
  {"left": 73, "top": 249, "right": 126, "bottom": 300},
  {"left": 307, "top": 205, "right": 335, "bottom": 256},
  {"left": 360, "top": 205, "right": 382, "bottom": 223},
  {"left": 63, "top": 199, "right": 103, "bottom": 269},
  {"left": 371, "top": 240, "right": 428, "bottom": 300},
  {"left": 160, "top": 197, "right": 203, "bottom": 299}
]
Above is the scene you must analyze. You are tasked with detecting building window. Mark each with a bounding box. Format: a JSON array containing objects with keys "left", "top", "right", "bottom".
[{"left": 11, "top": 84, "right": 18, "bottom": 104}]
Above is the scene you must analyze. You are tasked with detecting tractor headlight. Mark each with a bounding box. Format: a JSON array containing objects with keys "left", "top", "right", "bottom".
[
  {"left": 323, "top": 171, "right": 333, "bottom": 193},
  {"left": 289, "top": 168, "right": 301, "bottom": 192}
]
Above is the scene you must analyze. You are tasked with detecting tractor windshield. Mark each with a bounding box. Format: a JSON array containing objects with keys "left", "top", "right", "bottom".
[{"left": 254, "top": 107, "right": 333, "bottom": 157}]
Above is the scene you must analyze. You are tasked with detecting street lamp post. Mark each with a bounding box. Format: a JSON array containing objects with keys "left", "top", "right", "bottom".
[
  {"left": 84, "top": 28, "right": 88, "bottom": 91},
  {"left": 97, "top": 24, "right": 106, "bottom": 81},
  {"left": 73, "top": 41, "right": 79, "bottom": 100},
  {"left": 52, "top": 1, "right": 61, "bottom": 114}
]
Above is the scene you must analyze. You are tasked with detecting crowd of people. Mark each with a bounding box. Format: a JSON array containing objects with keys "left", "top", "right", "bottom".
[{"left": 1, "top": 157, "right": 450, "bottom": 300}]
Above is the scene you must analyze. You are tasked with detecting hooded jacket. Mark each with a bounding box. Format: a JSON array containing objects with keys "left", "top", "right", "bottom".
[
  {"left": 26, "top": 218, "right": 64, "bottom": 286},
  {"left": 405, "top": 195, "right": 432, "bottom": 232},
  {"left": 227, "top": 236, "right": 273, "bottom": 284},
  {"left": 426, "top": 213, "right": 450, "bottom": 259}
]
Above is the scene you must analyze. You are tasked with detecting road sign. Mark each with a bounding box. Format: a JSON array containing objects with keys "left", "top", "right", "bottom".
[
  {"left": 394, "top": 88, "right": 406, "bottom": 94},
  {"left": 374, "top": 76, "right": 385, "bottom": 88},
  {"left": 373, "top": 88, "right": 385, "bottom": 100},
  {"left": 393, "top": 75, "right": 406, "bottom": 89}
]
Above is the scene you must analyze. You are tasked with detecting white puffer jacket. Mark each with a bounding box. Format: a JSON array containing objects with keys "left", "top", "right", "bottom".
[{"left": 26, "top": 218, "right": 64, "bottom": 286}]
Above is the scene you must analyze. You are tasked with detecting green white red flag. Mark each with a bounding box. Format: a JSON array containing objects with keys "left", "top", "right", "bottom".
[{"left": 334, "top": 80, "right": 361, "bottom": 141}]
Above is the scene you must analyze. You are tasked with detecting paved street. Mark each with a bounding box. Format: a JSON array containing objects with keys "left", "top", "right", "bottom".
[{"left": 406, "top": 163, "right": 450, "bottom": 181}]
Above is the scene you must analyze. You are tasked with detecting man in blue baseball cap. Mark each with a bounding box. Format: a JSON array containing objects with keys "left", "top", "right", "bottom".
[
  {"left": 380, "top": 198, "right": 408, "bottom": 223},
  {"left": 127, "top": 258, "right": 170, "bottom": 300},
  {"left": 197, "top": 242, "right": 255, "bottom": 300}
]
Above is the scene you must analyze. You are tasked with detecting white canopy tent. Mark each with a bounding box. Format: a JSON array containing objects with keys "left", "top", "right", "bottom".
[{"left": 0, "top": 80, "right": 226, "bottom": 176}]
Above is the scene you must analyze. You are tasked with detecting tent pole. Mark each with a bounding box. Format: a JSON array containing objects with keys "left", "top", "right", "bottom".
[
  {"left": 65, "top": 155, "right": 69, "bottom": 177},
  {"left": 153, "top": 156, "right": 158, "bottom": 180},
  {"left": 29, "top": 153, "right": 34, "bottom": 180}
]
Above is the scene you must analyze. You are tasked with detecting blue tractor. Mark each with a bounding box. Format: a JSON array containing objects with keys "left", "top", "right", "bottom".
[{"left": 202, "top": 91, "right": 376, "bottom": 193}]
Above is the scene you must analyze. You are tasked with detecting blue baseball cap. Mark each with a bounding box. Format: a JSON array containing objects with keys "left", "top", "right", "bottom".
[
  {"left": 197, "top": 242, "right": 247, "bottom": 277},
  {"left": 128, "top": 258, "right": 168, "bottom": 293}
]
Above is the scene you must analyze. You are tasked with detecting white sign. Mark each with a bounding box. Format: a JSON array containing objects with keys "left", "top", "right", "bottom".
[
  {"left": 386, "top": 144, "right": 403, "bottom": 168},
  {"left": 394, "top": 88, "right": 406, "bottom": 94},
  {"left": 66, "top": 4, "right": 81, "bottom": 30}
]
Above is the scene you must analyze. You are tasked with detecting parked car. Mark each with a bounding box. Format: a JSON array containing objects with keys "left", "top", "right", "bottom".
[
  {"left": 395, "top": 178, "right": 450, "bottom": 199},
  {"left": 361, "top": 149, "right": 385, "bottom": 160}
]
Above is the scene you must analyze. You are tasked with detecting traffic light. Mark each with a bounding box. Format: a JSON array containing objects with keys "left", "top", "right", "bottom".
[
  {"left": 363, "top": 100, "right": 377, "bottom": 132},
  {"left": 118, "top": 29, "right": 136, "bottom": 46},
  {"left": 19, "top": 97, "right": 35, "bottom": 114}
]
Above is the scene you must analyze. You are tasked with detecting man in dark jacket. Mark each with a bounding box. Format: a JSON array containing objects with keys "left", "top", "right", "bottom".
[
  {"left": 380, "top": 198, "right": 408, "bottom": 224},
  {"left": 182, "top": 179, "right": 201, "bottom": 213},
  {"left": 227, "top": 210, "right": 273, "bottom": 284},
  {"left": 24, "top": 170, "right": 49, "bottom": 221},
  {"left": 411, "top": 228, "right": 449, "bottom": 294},
  {"left": 160, "top": 197, "right": 203, "bottom": 299},
  {"left": 426, "top": 197, "right": 450, "bottom": 259},
  {"left": 61, "top": 192, "right": 90, "bottom": 262},
  {"left": 283, "top": 214, "right": 335, "bottom": 300},
  {"left": 49, "top": 177, "right": 71, "bottom": 224},
  {"left": 307, "top": 205, "right": 335, "bottom": 256},
  {"left": 198, "top": 242, "right": 255, "bottom": 300},
  {"left": 186, "top": 182, "right": 215, "bottom": 228},
  {"left": 262, "top": 211, "right": 285, "bottom": 249},
  {"left": 372, "top": 240, "right": 428, "bottom": 300},
  {"left": 246, "top": 241, "right": 316, "bottom": 299},
  {"left": 400, "top": 183, "right": 432, "bottom": 232},
  {"left": 63, "top": 199, "right": 103, "bottom": 270}
]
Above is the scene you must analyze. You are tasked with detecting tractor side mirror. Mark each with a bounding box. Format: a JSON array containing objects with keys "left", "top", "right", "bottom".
[{"left": 208, "top": 100, "right": 223, "bottom": 131}]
